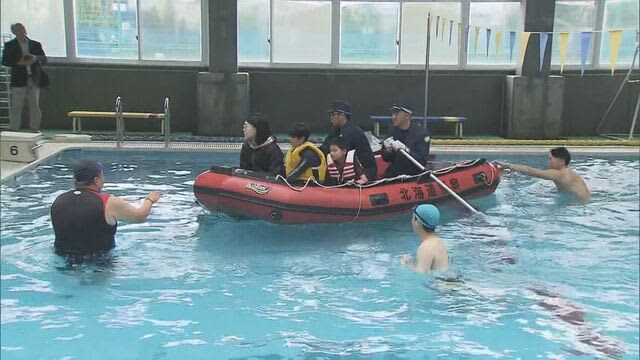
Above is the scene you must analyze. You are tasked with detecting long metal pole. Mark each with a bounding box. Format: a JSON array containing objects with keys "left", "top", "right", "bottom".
[
  {"left": 597, "top": 40, "right": 639, "bottom": 134},
  {"left": 423, "top": 12, "right": 431, "bottom": 125},
  {"left": 629, "top": 92, "right": 640, "bottom": 140},
  {"left": 399, "top": 149, "right": 479, "bottom": 214}
]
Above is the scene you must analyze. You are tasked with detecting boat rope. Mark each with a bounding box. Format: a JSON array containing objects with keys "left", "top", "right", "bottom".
[{"left": 274, "top": 158, "right": 490, "bottom": 191}]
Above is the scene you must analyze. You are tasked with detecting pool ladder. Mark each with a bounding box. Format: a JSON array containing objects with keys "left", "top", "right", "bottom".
[{"left": 115, "top": 96, "right": 172, "bottom": 148}]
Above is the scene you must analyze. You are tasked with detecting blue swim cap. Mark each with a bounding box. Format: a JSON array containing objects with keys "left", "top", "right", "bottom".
[{"left": 414, "top": 204, "right": 440, "bottom": 230}]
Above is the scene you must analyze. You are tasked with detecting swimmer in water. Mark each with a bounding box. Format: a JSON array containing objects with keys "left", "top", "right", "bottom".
[
  {"left": 497, "top": 147, "right": 590, "bottom": 202},
  {"left": 400, "top": 204, "right": 449, "bottom": 273}
]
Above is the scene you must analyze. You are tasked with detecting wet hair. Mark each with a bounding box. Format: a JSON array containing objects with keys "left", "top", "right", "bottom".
[
  {"left": 550, "top": 147, "right": 571, "bottom": 166},
  {"left": 246, "top": 113, "right": 272, "bottom": 144},
  {"left": 329, "top": 136, "right": 349, "bottom": 151},
  {"left": 289, "top": 123, "right": 310, "bottom": 142}
]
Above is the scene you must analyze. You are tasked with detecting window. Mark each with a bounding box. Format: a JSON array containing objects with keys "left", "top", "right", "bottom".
[
  {"left": 1, "top": 0, "right": 67, "bottom": 57},
  {"left": 400, "top": 2, "right": 461, "bottom": 65},
  {"left": 600, "top": 0, "right": 639, "bottom": 66},
  {"left": 468, "top": 2, "right": 521, "bottom": 65},
  {"left": 273, "top": 0, "right": 332, "bottom": 63},
  {"left": 139, "top": 0, "right": 202, "bottom": 61},
  {"left": 552, "top": 1, "right": 596, "bottom": 66},
  {"left": 340, "top": 2, "right": 399, "bottom": 64},
  {"left": 238, "top": 0, "right": 270, "bottom": 63},
  {"left": 74, "top": 0, "right": 139, "bottom": 59}
]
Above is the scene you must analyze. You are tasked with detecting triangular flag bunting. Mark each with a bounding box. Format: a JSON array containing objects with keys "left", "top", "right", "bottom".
[
  {"left": 474, "top": 27, "right": 480, "bottom": 54},
  {"left": 558, "top": 32, "right": 569, "bottom": 73},
  {"left": 436, "top": 16, "right": 440, "bottom": 38},
  {"left": 609, "top": 30, "right": 624, "bottom": 75},
  {"left": 509, "top": 31, "right": 517, "bottom": 62},
  {"left": 580, "top": 31, "right": 593, "bottom": 77},
  {"left": 495, "top": 31, "right": 503, "bottom": 56},
  {"left": 486, "top": 29, "right": 492, "bottom": 57},
  {"left": 539, "top": 32, "right": 549, "bottom": 71},
  {"left": 441, "top": 18, "right": 446, "bottom": 41},
  {"left": 518, "top": 32, "right": 531, "bottom": 66},
  {"left": 449, "top": 20, "right": 454, "bottom": 46}
]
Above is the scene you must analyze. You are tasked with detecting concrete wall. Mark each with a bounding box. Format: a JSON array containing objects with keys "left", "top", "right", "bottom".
[{"left": 39, "top": 64, "right": 638, "bottom": 136}]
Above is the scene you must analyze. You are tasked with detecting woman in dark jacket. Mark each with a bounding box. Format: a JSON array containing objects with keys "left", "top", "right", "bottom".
[{"left": 240, "top": 116, "right": 284, "bottom": 176}]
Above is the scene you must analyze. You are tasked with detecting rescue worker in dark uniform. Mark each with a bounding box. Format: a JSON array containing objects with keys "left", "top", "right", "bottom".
[
  {"left": 381, "top": 103, "right": 430, "bottom": 178},
  {"left": 320, "top": 101, "right": 377, "bottom": 182},
  {"left": 51, "top": 160, "right": 161, "bottom": 257}
]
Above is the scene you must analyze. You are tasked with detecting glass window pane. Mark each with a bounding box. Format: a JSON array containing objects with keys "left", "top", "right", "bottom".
[
  {"left": 600, "top": 0, "right": 639, "bottom": 66},
  {"left": 1, "top": 0, "right": 66, "bottom": 57},
  {"left": 401, "top": 2, "right": 460, "bottom": 65},
  {"left": 139, "top": 0, "right": 202, "bottom": 61},
  {"left": 75, "top": 0, "right": 138, "bottom": 59},
  {"left": 552, "top": 1, "right": 595, "bottom": 65},
  {"left": 273, "top": 0, "right": 331, "bottom": 64},
  {"left": 238, "top": 0, "right": 270, "bottom": 63},
  {"left": 468, "top": 2, "right": 521, "bottom": 65},
  {"left": 340, "top": 2, "right": 399, "bottom": 64}
]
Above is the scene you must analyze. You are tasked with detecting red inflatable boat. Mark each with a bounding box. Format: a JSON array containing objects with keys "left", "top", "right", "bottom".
[{"left": 193, "top": 157, "right": 501, "bottom": 224}]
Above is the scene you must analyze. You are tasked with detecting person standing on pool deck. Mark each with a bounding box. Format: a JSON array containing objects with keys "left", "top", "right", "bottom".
[
  {"left": 497, "top": 147, "right": 590, "bottom": 202},
  {"left": 51, "top": 160, "right": 161, "bottom": 256},
  {"left": 320, "top": 101, "right": 377, "bottom": 181},
  {"left": 400, "top": 204, "right": 449, "bottom": 273}
]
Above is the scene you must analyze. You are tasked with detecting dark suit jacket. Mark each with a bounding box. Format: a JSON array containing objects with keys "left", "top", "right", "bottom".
[{"left": 1, "top": 38, "right": 49, "bottom": 88}]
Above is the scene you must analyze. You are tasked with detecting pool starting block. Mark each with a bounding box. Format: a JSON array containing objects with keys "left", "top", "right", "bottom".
[{"left": 0, "top": 131, "right": 45, "bottom": 163}]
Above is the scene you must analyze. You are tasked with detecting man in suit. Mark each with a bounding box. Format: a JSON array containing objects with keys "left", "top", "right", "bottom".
[{"left": 1, "top": 23, "right": 49, "bottom": 131}]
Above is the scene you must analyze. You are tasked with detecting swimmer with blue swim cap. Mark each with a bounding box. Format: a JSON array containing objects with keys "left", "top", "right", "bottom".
[{"left": 400, "top": 204, "right": 449, "bottom": 273}]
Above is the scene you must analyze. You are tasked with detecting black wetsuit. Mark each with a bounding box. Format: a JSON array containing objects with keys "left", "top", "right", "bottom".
[{"left": 51, "top": 189, "right": 117, "bottom": 255}]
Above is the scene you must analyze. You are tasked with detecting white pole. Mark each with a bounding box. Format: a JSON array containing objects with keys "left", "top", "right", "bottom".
[
  {"left": 629, "top": 92, "right": 640, "bottom": 140},
  {"left": 423, "top": 12, "right": 431, "bottom": 125},
  {"left": 399, "top": 149, "right": 479, "bottom": 214}
]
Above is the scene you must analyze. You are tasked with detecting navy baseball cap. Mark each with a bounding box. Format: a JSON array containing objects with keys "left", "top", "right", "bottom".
[
  {"left": 391, "top": 102, "right": 413, "bottom": 114},
  {"left": 328, "top": 101, "right": 351, "bottom": 115},
  {"left": 74, "top": 160, "right": 103, "bottom": 182}
]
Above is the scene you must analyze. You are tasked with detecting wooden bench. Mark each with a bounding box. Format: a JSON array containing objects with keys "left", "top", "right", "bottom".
[
  {"left": 370, "top": 115, "right": 467, "bottom": 138},
  {"left": 67, "top": 111, "right": 165, "bottom": 134}
]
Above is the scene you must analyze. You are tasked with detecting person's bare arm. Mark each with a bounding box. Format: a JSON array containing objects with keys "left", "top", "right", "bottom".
[
  {"left": 414, "top": 245, "right": 434, "bottom": 273},
  {"left": 106, "top": 191, "right": 161, "bottom": 224},
  {"left": 498, "top": 162, "right": 562, "bottom": 181},
  {"left": 400, "top": 246, "right": 434, "bottom": 273}
]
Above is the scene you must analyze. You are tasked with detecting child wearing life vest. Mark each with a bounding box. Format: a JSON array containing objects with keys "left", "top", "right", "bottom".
[
  {"left": 284, "top": 123, "right": 327, "bottom": 183},
  {"left": 324, "top": 137, "right": 368, "bottom": 185}
]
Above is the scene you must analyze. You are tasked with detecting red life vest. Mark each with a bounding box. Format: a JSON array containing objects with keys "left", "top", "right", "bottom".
[{"left": 326, "top": 150, "right": 356, "bottom": 183}]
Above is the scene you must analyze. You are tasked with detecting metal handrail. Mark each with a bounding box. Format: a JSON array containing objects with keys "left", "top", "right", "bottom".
[
  {"left": 163, "top": 97, "right": 171, "bottom": 148},
  {"left": 115, "top": 96, "right": 123, "bottom": 148}
]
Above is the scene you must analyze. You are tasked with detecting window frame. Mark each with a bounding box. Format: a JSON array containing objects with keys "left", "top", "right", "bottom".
[
  {"left": 52, "top": 0, "right": 208, "bottom": 66},
  {"left": 3, "top": 0, "right": 635, "bottom": 70}
]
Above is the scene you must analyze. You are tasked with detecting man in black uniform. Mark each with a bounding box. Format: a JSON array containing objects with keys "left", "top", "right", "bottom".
[
  {"left": 381, "top": 103, "right": 430, "bottom": 178},
  {"left": 320, "top": 101, "right": 377, "bottom": 182},
  {"left": 51, "top": 160, "right": 161, "bottom": 256}
]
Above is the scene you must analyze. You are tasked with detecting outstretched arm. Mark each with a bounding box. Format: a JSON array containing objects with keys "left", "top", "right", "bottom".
[
  {"left": 497, "top": 162, "right": 562, "bottom": 181},
  {"left": 107, "top": 191, "right": 161, "bottom": 224}
]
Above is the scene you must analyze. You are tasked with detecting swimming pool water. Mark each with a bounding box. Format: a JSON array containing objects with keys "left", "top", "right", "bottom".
[{"left": 1, "top": 150, "right": 638, "bottom": 359}]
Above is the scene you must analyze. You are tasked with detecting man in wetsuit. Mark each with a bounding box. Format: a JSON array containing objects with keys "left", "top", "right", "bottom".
[
  {"left": 320, "top": 101, "right": 377, "bottom": 182},
  {"left": 381, "top": 103, "right": 430, "bottom": 178},
  {"left": 51, "top": 160, "right": 161, "bottom": 256}
]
